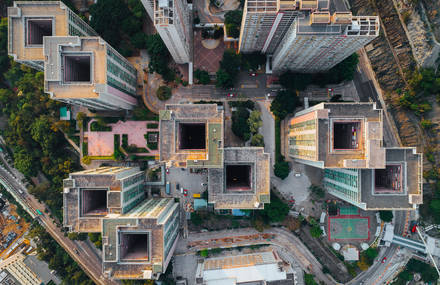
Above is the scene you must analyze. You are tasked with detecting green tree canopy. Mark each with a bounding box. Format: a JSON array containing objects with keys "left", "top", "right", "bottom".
[
  {"left": 310, "top": 225, "right": 323, "bottom": 238},
  {"left": 274, "top": 161, "right": 290, "bottom": 179},
  {"left": 224, "top": 10, "right": 243, "bottom": 38},
  {"left": 250, "top": 133, "right": 265, "bottom": 147},
  {"left": 270, "top": 90, "right": 299, "bottom": 120},
  {"left": 156, "top": 86, "right": 172, "bottom": 101},
  {"left": 379, "top": 210, "right": 393, "bottom": 222},
  {"left": 248, "top": 110, "right": 262, "bottom": 134},
  {"left": 194, "top": 69, "right": 211, "bottom": 85},
  {"left": 260, "top": 193, "right": 289, "bottom": 223}
]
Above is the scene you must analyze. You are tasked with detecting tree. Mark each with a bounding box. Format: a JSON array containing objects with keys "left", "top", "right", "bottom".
[
  {"left": 191, "top": 212, "right": 203, "bottom": 226},
  {"left": 241, "top": 52, "right": 266, "bottom": 71},
  {"left": 131, "top": 32, "right": 148, "bottom": 49},
  {"left": 231, "top": 107, "right": 250, "bottom": 141},
  {"left": 260, "top": 194, "right": 289, "bottom": 223},
  {"left": 310, "top": 225, "right": 323, "bottom": 238},
  {"left": 156, "top": 86, "right": 172, "bottom": 101},
  {"left": 0, "top": 18, "right": 10, "bottom": 84},
  {"left": 270, "top": 90, "right": 299, "bottom": 119},
  {"left": 216, "top": 69, "right": 233, "bottom": 88},
  {"left": 379, "top": 210, "right": 393, "bottom": 222},
  {"left": 89, "top": 0, "right": 131, "bottom": 49},
  {"left": 284, "top": 216, "right": 300, "bottom": 231},
  {"left": 250, "top": 134, "right": 265, "bottom": 147},
  {"left": 200, "top": 249, "right": 208, "bottom": 257},
  {"left": 309, "top": 185, "right": 325, "bottom": 198},
  {"left": 224, "top": 10, "right": 243, "bottom": 38},
  {"left": 220, "top": 49, "right": 241, "bottom": 75},
  {"left": 274, "top": 161, "right": 290, "bottom": 179},
  {"left": 304, "top": 274, "right": 318, "bottom": 285},
  {"left": 194, "top": 69, "right": 211, "bottom": 85},
  {"left": 248, "top": 110, "right": 262, "bottom": 134},
  {"left": 146, "top": 34, "right": 174, "bottom": 80}
]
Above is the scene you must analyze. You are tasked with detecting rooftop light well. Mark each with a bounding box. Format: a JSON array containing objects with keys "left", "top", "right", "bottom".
[
  {"left": 80, "top": 189, "right": 107, "bottom": 216},
  {"left": 225, "top": 164, "right": 252, "bottom": 192},
  {"left": 178, "top": 122, "right": 206, "bottom": 150},
  {"left": 374, "top": 164, "right": 403, "bottom": 194},
  {"left": 63, "top": 54, "right": 92, "bottom": 83},
  {"left": 333, "top": 121, "right": 361, "bottom": 150},
  {"left": 26, "top": 18, "right": 52, "bottom": 46},
  {"left": 119, "top": 232, "right": 149, "bottom": 262}
]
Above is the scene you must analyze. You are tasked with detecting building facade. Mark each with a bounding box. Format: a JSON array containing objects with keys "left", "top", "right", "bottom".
[
  {"left": 272, "top": 13, "right": 379, "bottom": 73},
  {"left": 0, "top": 254, "right": 42, "bottom": 285},
  {"left": 44, "top": 37, "right": 137, "bottom": 110},
  {"left": 238, "top": 0, "right": 379, "bottom": 73},
  {"left": 288, "top": 103, "right": 423, "bottom": 210},
  {"left": 151, "top": 0, "right": 191, "bottom": 64}
]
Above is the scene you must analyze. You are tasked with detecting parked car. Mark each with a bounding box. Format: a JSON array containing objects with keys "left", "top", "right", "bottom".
[
  {"left": 227, "top": 93, "right": 235, "bottom": 97},
  {"left": 183, "top": 189, "right": 188, "bottom": 196},
  {"left": 249, "top": 72, "right": 257, "bottom": 77},
  {"left": 381, "top": 257, "right": 387, "bottom": 263},
  {"left": 176, "top": 183, "right": 180, "bottom": 190}
]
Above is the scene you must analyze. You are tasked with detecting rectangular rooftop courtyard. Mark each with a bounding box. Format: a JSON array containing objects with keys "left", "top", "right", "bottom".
[
  {"left": 374, "top": 164, "right": 403, "bottom": 194},
  {"left": 119, "top": 232, "right": 149, "bottom": 262},
  {"left": 63, "top": 54, "right": 91, "bottom": 83},
  {"left": 26, "top": 18, "right": 52, "bottom": 45},
  {"left": 333, "top": 121, "right": 361, "bottom": 150},
  {"left": 225, "top": 164, "right": 252, "bottom": 192},
  {"left": 81, "top": 189, "right": 107, "bottom": 216},
  {"left": 178, "top": 122, "right": 206, "bottom": 150}
]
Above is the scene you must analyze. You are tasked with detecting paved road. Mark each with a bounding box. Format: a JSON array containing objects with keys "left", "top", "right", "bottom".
[
  {"left": 176, "top": 227, "right": 335, "bottom": 284},
  {"left": 0, "top": 163, "right": 117, "bottom": 285}
]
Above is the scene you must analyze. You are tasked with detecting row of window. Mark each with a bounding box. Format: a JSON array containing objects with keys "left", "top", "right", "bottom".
[
  {"left": 289, "top": 138, "right": 315, "bottom": 147},
  {"left": 107, "top": 76, "right": 136, "bottom": 97},
  {"left": 107, "top": 60, "right": 137, "bottom": 88},
  {"left": 122, "top": 173, "right": 144, "bottom": 188},
  {"left": 324, "top": 181, "right": 359, "bottom": 202},
  {"left": 106, "top": 47, "right": 137, "bottom": 75},
  {"left": 123, "top": 184, "right": 144, "bottom": 203},
  {"left": 123, "top": 196, "right": 144, "bottom": 213},
  {"left": 69, "top": 24, "right": 85, "bottom": 37},
  {"left": 289, "top": 148, "right": 315, "bottom": 159},
  {"left": 324, "top": 169, "right": 358, "bottom": 187},
  {"left": 68, "top": 10, "right": 97, "bottom": 36},
  {"left": 163, "top": 213, "right": 179, "bottom": 258}
]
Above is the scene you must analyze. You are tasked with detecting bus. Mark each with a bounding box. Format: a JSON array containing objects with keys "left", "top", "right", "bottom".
[
  {"left": 166, "top": 182, "right": 170, "bottom": 195},
  {"left": 36, "top": 209, "right": 43, "bottom": 215}
]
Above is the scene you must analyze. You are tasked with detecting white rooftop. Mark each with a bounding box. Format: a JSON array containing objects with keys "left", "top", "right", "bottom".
[{"left": 203, "top": 263, "right": 287, "bottom": 284}]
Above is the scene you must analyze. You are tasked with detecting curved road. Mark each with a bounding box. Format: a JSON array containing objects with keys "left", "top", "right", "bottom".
[{"left": 176, "top": 227, "right": 334, "bottom": 284}]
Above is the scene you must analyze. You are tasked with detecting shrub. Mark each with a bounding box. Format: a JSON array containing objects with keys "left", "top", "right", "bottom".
[
  {"left": 421, "top": 119, "right": 433, "bottom": 129},
  {"left": 156, "top": 86, "right": 172, "bottom": 101},
  {"left": 90, "top": 121, "right": 112, "bottom": 131},
  {"left": 250, "top": 134, "right": 264, "bottom": 147},
  {"left": 231, "top": 107, "right": 251, "bottom": 141},
  {"left": 82, "top": 156, "right": 91, "bottom": 164}
]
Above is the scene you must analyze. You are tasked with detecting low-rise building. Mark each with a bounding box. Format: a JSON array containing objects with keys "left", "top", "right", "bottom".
[{"left": 195, "top": 250, "right": 299, "bottom": 284}]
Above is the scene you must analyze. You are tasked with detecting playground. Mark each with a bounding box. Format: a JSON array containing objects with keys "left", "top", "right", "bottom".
[{"left": 328, "top": 206, "right": 370, "bottom": 241}]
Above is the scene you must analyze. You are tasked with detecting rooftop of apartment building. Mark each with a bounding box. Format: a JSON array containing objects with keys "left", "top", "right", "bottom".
[
  {"left": 63, "top": 167, "right": 144, "bottom": 232},
  {"left": 360, "top": 147, "right": 423, "bottom": 210},
  {"left": 289, "top": 102, "right": 385, "bottom": 168},
  {"left": 159, "top": 104, "right": 224, "bottom": 168},
  {"left": 195, "top": 249, "right": 296, "bottom": 284},
  {"left": 8, "top": 1, "right": 69, "bottom": 62},
  {"left": 43, "top": 36, "right": 107, "bottom": 99},
  {"left": 102, "top": 198, "right": 178, "bottom": 280},
  {"left": 8, "top": 1, "right": 97, "bottom": 63},
  {"left": 208, "top": 147, "right": 270, "bottom": 209}
]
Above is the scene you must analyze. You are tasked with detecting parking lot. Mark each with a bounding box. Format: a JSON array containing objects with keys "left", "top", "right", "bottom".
[{"left": 166, "top": 167, "right": 208, "bottom": 199}]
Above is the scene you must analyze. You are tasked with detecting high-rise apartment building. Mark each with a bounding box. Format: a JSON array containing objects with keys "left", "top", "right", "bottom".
[
  {"left": 102, "top": 198, "right": 179, "bottom": 280},
  {"left": 8, "top": 1, "right": 98, "bottom": 71},
  {"left": 63, "top": 167, "right": 146, "bottom": 232},
  {"left": 272, "top": 13, "right": 379, "bottom": 73},
  {"left": 151, "top": 0, "right": 191, "bottom": 64},
  {"left": 44, "top": 37, "right": 138, "bottom": 110},
  {"left": 8, "top": 1, "right": 138, "bottom": 111},
  {"left": 239, "top": 0, "right": 379, "bottom": 73},
  {"left": 288, "top": 103, "right": 424, "bottom": 210},
  {"left": 63, "top": 167, "right": 180, "bottom": 280},
  {"left": 287, "top": 103, "right": 385, "bottom": 169},
  {"left": 159, "top": 104, "right": 271, "bottom": 210},
  {"left": 323, "top": 148, "right": 423, "bottom": 210},
  {"left": 239, "top": 0, "right": 299, "bottom": 54}
]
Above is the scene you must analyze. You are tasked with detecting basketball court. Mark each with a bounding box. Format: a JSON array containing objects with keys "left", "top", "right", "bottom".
[{"left": 328, "top": 216, "right": 369, "bottom": 241}]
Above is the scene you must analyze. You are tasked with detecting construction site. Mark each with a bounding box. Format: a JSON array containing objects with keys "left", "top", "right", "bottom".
[{"left": 0, "top": 196, "right": 30, "bottom": 260}]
